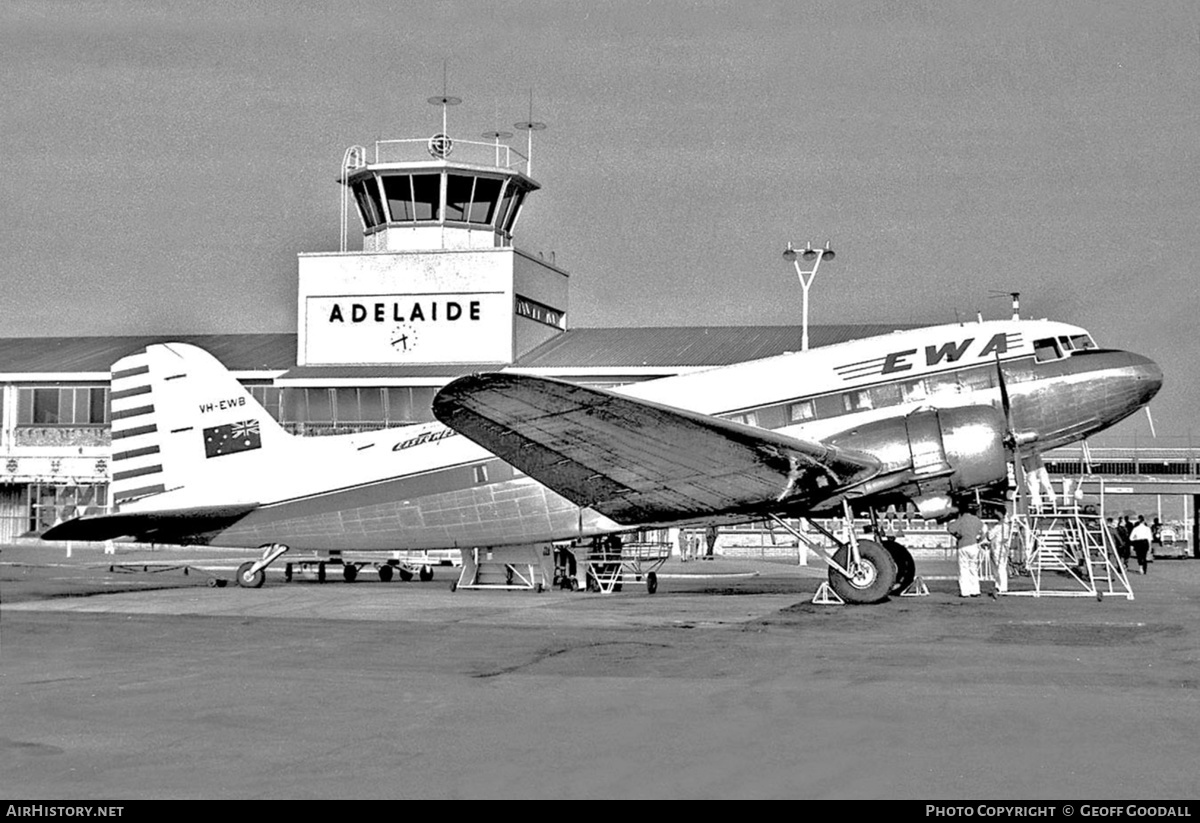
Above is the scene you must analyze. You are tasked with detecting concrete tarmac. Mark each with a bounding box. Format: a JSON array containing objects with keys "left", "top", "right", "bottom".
[{"left": 2, "top": 543, "right": 1198, "bottom": 799}]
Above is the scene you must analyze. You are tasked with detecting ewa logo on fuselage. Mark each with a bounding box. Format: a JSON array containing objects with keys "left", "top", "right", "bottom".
[
  {"left": 835, "top": 332, "right": 1021, "bottom": 381},
  {"left": 198, "top": 397, "right": 248, "bottom": 414}
]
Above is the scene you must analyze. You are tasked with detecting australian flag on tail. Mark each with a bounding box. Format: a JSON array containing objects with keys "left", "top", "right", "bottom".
[{"left": 203, "top": 419, "right": 262, "bottom": 458}]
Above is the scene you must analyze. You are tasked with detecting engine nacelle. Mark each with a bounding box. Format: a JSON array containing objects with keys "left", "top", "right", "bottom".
[{"left": 826, "top": 406, "right": 1009, "bottom": 519}]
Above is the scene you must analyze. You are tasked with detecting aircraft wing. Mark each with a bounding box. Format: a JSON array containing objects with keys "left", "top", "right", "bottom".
[
  {"left": 40, "top": 504, "right": 259, "bottom": 543},
  {"left": 432, "top": 373, "right": 882, "bottom": 525}
]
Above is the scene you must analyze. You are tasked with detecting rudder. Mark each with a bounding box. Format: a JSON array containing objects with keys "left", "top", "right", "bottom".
[{"left": 109, "top": 343, "right": 290, "bottom": 510}]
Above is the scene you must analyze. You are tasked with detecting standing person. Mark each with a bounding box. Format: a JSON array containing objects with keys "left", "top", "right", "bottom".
[
  {"left": 987, "top": 511, "right": 1011, "bottom": 596},
  {"left": 947, "top": 503, "right": 987, "bottom": 598},
  {"left": 1130, "top": 515, "right": 1153, "bottom": 575},
  {"left": 1116, "top": 516, "right": 1132, "bottom": 570},
  {"left": 1151, "top": 517, "right": 1163, "bottom": 562}
]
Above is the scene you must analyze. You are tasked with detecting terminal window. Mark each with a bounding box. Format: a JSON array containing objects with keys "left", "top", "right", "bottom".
[{"left": 17, "top": 387, "right": 109, "bottom": 426}]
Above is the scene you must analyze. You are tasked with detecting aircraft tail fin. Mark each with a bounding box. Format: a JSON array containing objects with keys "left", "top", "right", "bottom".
[{"left": 108, "top": 343, "right": 290, "bottom": 510}]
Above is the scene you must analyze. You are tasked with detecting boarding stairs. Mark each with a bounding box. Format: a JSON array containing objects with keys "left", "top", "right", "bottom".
[
  {"left": 452, "top": 545, "right": 553, "bottom": 592},
  {"left": 1018, "top": 511, "right": 1133, "bottom": 599}
]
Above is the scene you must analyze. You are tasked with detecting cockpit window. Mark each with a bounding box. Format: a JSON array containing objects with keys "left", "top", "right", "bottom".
[
  {"left": 1069, "top": 334, "right": 1096, "bottom": 351},
  {"left": 1033, "top": 337, "right": 1064, "bottom": 363}
]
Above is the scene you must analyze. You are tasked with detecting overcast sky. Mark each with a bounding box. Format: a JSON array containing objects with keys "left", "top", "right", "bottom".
[{"left": 2, "top": 1, "right": 1197, "bottom": 441}]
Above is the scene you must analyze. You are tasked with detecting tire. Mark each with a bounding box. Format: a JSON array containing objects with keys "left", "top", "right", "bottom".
[
  {"left": 399, "top": 568, "right": 414, "bottom": 582},
  {"left": 828, "top": 539, "right": 897, "bottom": 604},
  {"left": 317, "top": 562, "right": 326, "bottom": 583},
  {"left": 343, "top": 563, "right": 358, "bottom": 583},
  {"left": 378, "top": 565, "right": 394, "bottom": 583},
  {"left": 419, "top": 565, "right": 434, "bottom": 582},
  {"left": 236, "top": 561, "right": 265, "bottom": 589},
  {"left": 881, "top": 539, "right": 916, "bottom": 594},
  {"left": 646, "top": 571, "right": 658, "bottom": 595}
]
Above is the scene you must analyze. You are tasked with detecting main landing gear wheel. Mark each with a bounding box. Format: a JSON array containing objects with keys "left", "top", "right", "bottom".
[
  {"left": 236, "top": 561, "right": 265, "bottom": 589},
  {"left": 828, "top": 539, "right": 897, "bottom": 604},
  {"left": 399, "top": 568, "right": 414, "bottom": 582},
  {"left": 881, "top": 539, "right": 916, "bottom": 595},
  {"left": 419, "top": 565, "right": 434, "bottom": 582},
  {"left": 378, "top": 565, "right": 394, "bottom": 583},
  {"left": 646, "top": 571, "right": 658, "bottom": 595},
  {"left": 342, "top": 564, "right": 358, "bottom": 583}
]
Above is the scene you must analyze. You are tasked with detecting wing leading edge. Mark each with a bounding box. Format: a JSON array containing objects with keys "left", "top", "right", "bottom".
[{"left": 432, "top": 373, "right": 882, "bottom": 525}]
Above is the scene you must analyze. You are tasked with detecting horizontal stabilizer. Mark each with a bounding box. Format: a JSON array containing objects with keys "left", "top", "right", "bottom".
[
  {"left": 433, "top": 373, "right": 880, "bottom": 524},
  {"left": 41, "top": 504, "right": 259, "bottom": 543}
]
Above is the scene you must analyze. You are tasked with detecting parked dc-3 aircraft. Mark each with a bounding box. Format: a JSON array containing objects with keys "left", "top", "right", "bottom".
[{"left": 43, "top": 317, "right": 1161, "bottom": 603}]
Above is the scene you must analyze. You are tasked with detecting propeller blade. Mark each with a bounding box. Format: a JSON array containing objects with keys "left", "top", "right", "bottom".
[{"left": 995, "top": 353, "right": 1026, "bottom": 514}]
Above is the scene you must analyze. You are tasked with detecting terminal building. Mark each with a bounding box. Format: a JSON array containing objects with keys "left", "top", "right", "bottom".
[{"left": 1, "top": 104, "right": 1197, "bottom": 551}]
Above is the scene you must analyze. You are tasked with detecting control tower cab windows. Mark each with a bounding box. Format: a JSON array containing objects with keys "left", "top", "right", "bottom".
[
  {"left": 352, "top": 180, "right": 384, "bottom": 228},
  {"left": 412, "top": 174, "right": 441, "bottom": 221},
  {"left": 468, "top": 177, "right": 502, "bottom": 224},
  {"left": 445, "top": 174, "right": 474, "bottom": 222},
  {"left": 382, "top": 175, "right": 416, "bottom": 221}
]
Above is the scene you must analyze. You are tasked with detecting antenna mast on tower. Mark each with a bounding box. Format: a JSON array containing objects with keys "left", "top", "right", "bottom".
[{"left": 514, "top": 89, "right": 547, "bottom": 178}]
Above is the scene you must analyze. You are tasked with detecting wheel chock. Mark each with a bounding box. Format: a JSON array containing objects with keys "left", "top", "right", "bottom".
[
  {"left": 812, "top": 581, "right": 845, "bottom": 605},
  {"left": 901, "top": 576, "right": 930, "bottom": 597}
]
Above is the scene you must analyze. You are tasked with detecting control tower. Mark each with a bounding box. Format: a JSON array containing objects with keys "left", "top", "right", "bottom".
[{"left": 296, "top": 97, "right": 567, "bottom": 367}]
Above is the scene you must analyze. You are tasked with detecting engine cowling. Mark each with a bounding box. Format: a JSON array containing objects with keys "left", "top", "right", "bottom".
[{"left": 826, "top": 406, "right": 1009, "bottom": 519}]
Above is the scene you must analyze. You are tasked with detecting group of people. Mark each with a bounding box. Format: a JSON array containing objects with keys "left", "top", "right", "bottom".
[
  {"left": 1106, "top": 514, "right": 1158, "bottom": 574},
  {"left": 946, "top": 505, "right": 1012, "bottom": 598},
  {"left": 679, "top": 526, "right": 719, "bottom": 562},
  {"left": 948, "top": 503, "right": 1165, "bottom": 597}
]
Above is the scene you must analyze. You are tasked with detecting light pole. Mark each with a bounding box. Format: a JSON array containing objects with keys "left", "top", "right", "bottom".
[{"left": 782, "top": 240, "right": 835, "bottom": 351}]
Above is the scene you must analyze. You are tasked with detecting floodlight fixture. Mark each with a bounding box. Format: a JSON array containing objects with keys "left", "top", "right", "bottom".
[{"left": 782, "top": 237, "right": 837, "bottom": 352}]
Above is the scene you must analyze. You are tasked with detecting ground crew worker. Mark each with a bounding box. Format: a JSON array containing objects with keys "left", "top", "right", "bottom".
[
  {"left": 987, "top": 512, "right": 1011, "bottom": 595},
  {"left": 947, "top": 503, "right": 987, "bottom": 597}
]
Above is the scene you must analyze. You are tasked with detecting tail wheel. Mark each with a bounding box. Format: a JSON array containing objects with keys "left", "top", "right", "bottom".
[
  {"left": 236, "top": 561, "right": 265, "bottom": 589},
  {"left": 881, "top": 539, "right": 916, "bottom": 594},
  {"left": 828, "top": 539, "right": 897, "bottom": 604}
]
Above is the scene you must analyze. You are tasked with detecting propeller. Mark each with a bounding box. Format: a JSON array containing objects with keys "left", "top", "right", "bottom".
[{"left": 995, "top": 353, "right": 1027, "bottom": 516}]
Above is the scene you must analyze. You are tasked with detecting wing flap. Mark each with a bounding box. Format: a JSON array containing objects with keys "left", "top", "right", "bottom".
[
  {"left": 433, "top": 374, "right": 881, "bottom": 524},
  {"left": 41, "top": 504, "right": 259, "bottom": 543}
]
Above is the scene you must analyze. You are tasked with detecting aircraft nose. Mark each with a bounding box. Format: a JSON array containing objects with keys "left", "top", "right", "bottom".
[{"left": 1126, "top": 351, "right": 1164, "bottom": 405}]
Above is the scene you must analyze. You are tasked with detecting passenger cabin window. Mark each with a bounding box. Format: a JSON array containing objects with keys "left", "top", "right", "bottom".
[
  {"left": 1033, "top": 337, "right": 1064, "bottom": 363},
  {"left": 788, "top": 400, "right": 815, "bottom": 423}
]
